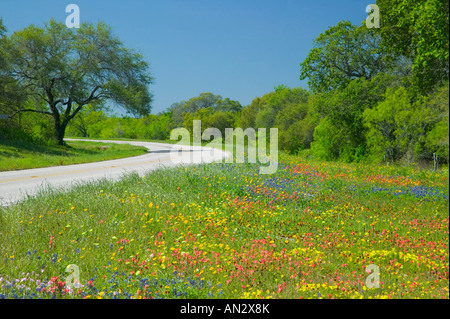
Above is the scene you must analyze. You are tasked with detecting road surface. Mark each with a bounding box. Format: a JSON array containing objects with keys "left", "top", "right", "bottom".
[{"left": 0, "top": 139, "right": 230, "bottom": 206}]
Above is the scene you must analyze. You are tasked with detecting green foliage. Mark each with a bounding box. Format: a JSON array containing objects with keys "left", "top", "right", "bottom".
[
  {"left": 0, "top": 19, "right": 5, "bottom": 36},
  {"left": 364, "top": 83, "right": 449, "bottom": 164},
  {"left": 275, "top": 101, "right": 308, "bottom": 132},
  {"left": 0, "top": 19, "right": 25, "bottom": 120},
  {"left": 377, "top": 0, "right": 449, "bottom": 94},
  {"left": 169, "top": 93, "right": 241, "bottom": 128},
  {"left": 425, "top": 84, "right": 449, "bottom": 162},
  {"left": 364, "top": 87, "right": 416, "bottom": 162},
  {"left": 280, "top": 114, "right": 316, "bottom": 154},
  {"left": 2, "top": 19, "right": 153, "bottom": 144},
  {"left": 139, "top": 113, "right": 172, "bottom": 140},
  {"left": 275, "top": 101, "right": 314, "bottom": 153},
  {"left": 66, "top": 111, "right": 173, "bottom": 141},
  {"left": 254, "top": 106, "right": 277, "bottom": 129},
  {"left": 310, "top": 117, "right": 342, "bottom": 161},
  {"left": 299, "top": 14, "right": 448, "bottom": 164},
  {"left": 1, "top": 14, "right": 447, "bottom": 168},
  {"left": 182, "top": 107, "right": 236, "bottom": 138},
  {"left": 309, "top": 74, "right": 397, "bottom": 162},
  {"left": 300, "top": 21, "right": 391, "bottom": 93},
  {"left": 0, "top": 103, "right": 57, "bottom": 145},
  {"left": 239, "top": 86, "right": 309, "bottom": 129},
  {"left": 236, "top": 86, "right": 312, "bottom": 151}
]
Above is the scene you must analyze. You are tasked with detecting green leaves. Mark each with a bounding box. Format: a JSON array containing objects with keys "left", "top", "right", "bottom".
[
  {"left": 300, "top": 21, "right": 390, "bottom": 93},
  {"left": 363, "top": 83, "right": 449, "bottom": 163},
  {"left": 2, "top": 19, "right": 153, "bottom": 144},
  {"left": 308, "top": 74, "right": 397, "bottom": 162},
  {"left": 377, "top": 0, "right": 449, "bottom": 94},
  {"left": 169, "top": 93, "right": 242, "bottom": 129}
]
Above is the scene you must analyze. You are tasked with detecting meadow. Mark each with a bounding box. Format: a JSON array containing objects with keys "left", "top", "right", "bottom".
[{"left": 0, "top": 152, "right": 448, "bottom": 299}]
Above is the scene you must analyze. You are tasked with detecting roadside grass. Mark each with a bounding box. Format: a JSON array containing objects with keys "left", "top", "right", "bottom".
[
  {"left": 65, "top": 136, "right": 179, "bottom": 145},
  {"left": 0, "top": 151, "right": 448, "bottom": 299},
  {"left": 0, "top": 140, "right": 148, "bottom": 172}
]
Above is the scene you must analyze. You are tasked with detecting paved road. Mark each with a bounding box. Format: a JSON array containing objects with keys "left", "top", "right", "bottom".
[{"left": 0, "top": 139, "right": 230, "bottom": 206}]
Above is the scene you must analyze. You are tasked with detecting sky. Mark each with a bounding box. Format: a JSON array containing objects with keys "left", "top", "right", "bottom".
[{"left": 0, "top": 0, "right": 370, "bottom": 114}]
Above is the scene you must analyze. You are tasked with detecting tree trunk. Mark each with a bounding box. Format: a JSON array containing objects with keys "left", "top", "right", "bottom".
[{"left": 54, "top": 119, "right": 68, "bottom": 146}]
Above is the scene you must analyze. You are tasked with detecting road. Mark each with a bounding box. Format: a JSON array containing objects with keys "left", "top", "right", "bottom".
[{"left": 0, "top": 139, "right": 230, "bottom": 206}]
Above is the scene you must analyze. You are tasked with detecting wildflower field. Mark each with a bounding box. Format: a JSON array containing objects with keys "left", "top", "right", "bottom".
[{"left": 0, "top": 153, "right": 448, "bottom": 299}]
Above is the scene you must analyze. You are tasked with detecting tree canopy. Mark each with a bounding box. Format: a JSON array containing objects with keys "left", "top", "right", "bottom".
[
  {"left": 299, "top": 21, "right": 391, "bottom": 93},
  {"left": 169, "top": 93, "right": 242, "bottom": 127},
  {"left": 377, "top": 0, "right": 449, "bottom": 94},
  {"left": 0, "top": 19, "right": 24, "bottom": 117}
]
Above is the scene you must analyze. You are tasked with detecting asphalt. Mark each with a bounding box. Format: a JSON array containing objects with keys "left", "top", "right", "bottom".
[{"left": 0, "top": 139, "right": 230, "bottom": 206}]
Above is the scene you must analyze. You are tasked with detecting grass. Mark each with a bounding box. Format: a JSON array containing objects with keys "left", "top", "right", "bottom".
[
  {"left": 65, "top": 136, "right": 180, "bottom": 144},
  {"left": 0, "top": 139, "right": 148, "bottom": 172},
  {"left": 0, "top": 148, "right": 448, "bottom": 299}
]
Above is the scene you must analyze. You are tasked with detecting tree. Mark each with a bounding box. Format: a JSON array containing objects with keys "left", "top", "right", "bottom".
[
  {"left": 139, "top": 112, "right": 172, "bottom": 140},
  {"left": 242, "top": 86, "right": 309, "bottom": 129},
  {"left": 0, "top": 19, "right": 6, "bottom": 73},
  {"left": 65, "top": 102, "right": 108, "bottom": 137},
  {"left": 363, "top": 87, "right": 416, "bottom": 162},
  {"left": 377, "top": 0, "right": 449, "bottom": 94},
  {"left": 3, "top": 19, "right": 153, "bottom": 145},
  {"left": 310, "top": 117, "right": 342, "bottom": 161},
  {"left": 168, "top": 100, "right": 187, "bottom": 127},
  {"left": 423, "top": 83, "right": 449, "bottom": 163},
  {"left": 169, "top": 93, "right": 241, "bottom": 127},
  {"left": 237, "top": 86, "right": 311, "bottom": 152},
  {"left": 309, "top": 74, "right": 397, "bottom": 162},
  {"left": 276, "top": 101, "right": 315, "bottom": 153},
  {"left": 300, "top": 21, "right": 391, "bottom": 93},
  {"left": 182, "top": 107, "right": 235, "bottom": 138},
  {"left": 0, "top": 19, "right": 24, "bottom": 118},
  {"left": 236, "top": 97, "right": 265, "bottom": 129},
  {"left": 363, "top": 84, "right": 449, "bottom": 164},
  {"left": 216, "top": 98, "right": 242, "bottom": 113}
]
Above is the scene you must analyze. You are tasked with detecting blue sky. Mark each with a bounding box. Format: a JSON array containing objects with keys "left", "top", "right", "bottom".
[{"left": 0, "top": 0, "right": 369, "bottom": 114}]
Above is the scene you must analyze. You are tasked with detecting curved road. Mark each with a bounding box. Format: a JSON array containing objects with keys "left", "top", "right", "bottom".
[{"left": 0, "top": 139, "right": 230, "bottom": 206}]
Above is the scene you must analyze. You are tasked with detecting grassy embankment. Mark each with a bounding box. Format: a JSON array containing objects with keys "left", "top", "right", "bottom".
[{"left": 0, "top": 139, "right": 149, "bottom": 172}]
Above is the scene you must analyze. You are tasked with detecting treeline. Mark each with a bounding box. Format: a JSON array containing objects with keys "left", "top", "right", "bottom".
[
  {"left": 63, "top": 74, "right": 449, "bottom": 165},
  {"left": 68, "top": 10, "right": 449, "bottom": 165},
  {"left": 65, "top": 93, "right": 242, "bottom": 141},
  {"left": 1, "top": 0, "right": 448, "bottom": 165},
  {"left": 66, "top": 104, "right": 172, "bottom": 141}
]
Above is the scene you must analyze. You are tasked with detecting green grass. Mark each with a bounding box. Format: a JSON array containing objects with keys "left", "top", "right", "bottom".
[
  {"left": 65, "top": 136, "right": 179, "bottom": 144},
  {"left": 0, "top": 149, "right": 448, "bottom": 299},
  {"left": 0, "top": 139, "right": 148, "bottom": 172}
]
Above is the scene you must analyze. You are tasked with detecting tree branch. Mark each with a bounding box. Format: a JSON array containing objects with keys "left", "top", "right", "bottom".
[
  {"left": 74, "top": 85, "right": 102, "bottom": 105},
  {"left": 68, "top": 103, "right": 85, "bottom": 122},
  {"left": 9, "top": 108, "right": 53, "bottom": 118}
]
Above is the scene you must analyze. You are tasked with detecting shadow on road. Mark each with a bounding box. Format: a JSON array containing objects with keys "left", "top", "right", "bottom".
[{"left": 148, "top": 149, "right": 202, "bottom": 154}]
